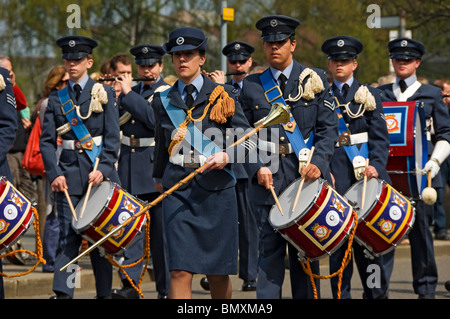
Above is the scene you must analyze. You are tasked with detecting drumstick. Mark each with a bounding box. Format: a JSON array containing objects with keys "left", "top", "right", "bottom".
[
  {"left": 361, "top": 158, "right": 370, "bottom": 210},
  {"left": 291, "top": 146, "right": 315, "bottom": 213},
  {"left": 270, "top": 185, "right": 283, "bottom": 216},
  {"left": 79, "top": 157, "right": 100, "bottom": 219},
  {"left": 64, "top": 189, "right": 78, "bottom": 222}
]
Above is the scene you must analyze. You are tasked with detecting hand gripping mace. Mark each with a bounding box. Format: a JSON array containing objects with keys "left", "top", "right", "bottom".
[{"left": 60, "top": 102, "right": 290, "bottom": 272}]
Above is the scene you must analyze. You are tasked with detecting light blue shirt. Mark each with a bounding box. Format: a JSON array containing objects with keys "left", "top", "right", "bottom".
[
  {"left": 140, "top": 76, "right": 161, "bottom": 94},
  {"left": 69, "top": 75, "right": 89, "bottom": 91},
  {"left": 178, "top": 74, "right": 204, "bottom": 102},
  {"left": 334, "top": 77, "right": 354, "bottom": 96},
  {"left": 396, "top": 74, "right": 417, "bottom": 88},
  {"left": 269, "top": 60, "right": 294, "bottom": 86}
]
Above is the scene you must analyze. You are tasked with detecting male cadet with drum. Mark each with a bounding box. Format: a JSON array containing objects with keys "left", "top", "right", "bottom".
[
  {"left": 40, "top": 36, "right": 120, "bottom": 299},
  {"left": 0, "top": 66, "right": 18, "bottom": 299},
  {"left": 111, "top": 44, "right": 170, "bottom": 299},
  {"left": 378, "top": 38, "right": 450, "bottom": 299},
  {"left": 239, "top": 15, "right": 338, "bottom": 299},
  {"left": 321, "top": 36, "right": 391, "bottom": 299}
]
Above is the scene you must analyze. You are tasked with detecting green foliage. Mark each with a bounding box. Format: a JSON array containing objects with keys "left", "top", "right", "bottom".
[{"left": 0, "top": 0, "right": 448, "bottom": 108}]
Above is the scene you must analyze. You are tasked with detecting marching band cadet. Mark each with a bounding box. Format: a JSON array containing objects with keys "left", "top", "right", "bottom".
[
  {"left": 321, "top": 36, "right": 391, "bottom": 298},
  {"left": 222, "top": 41, "right": 258, "bottom": 292},
  {"left": 239, "top": 15, "right": 338, "bottom": 299},
  {"left": 40, "top": 35, "right": 120, "bottom": 299},
  {"left": 378, "top": 38, "right": 450, "bottom": 299},
  {"left": 222, "top": 41, "right": 254, "bottom": 95},
  {"left": 199, "top": 41, "right": 259, "bottom": 292},
  {"left": 0, "top": 66, "right": 18, "bottom": 299},
  {"left": 152, "top": 27, "right": 256, "bottom": 299},
  {"left": 111, "top": 44, "right": 170, "bottom": 299}
]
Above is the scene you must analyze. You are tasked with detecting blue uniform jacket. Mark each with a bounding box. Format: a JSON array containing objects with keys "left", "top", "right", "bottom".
[
  {"left": 0, "top": 67, "right": 18, "bottom": 181},
  {"left": 152, "top": 74, "right": 254, "bottom": 191},
  {"left": 239, "top": 61, "right": 338, "bottom": 205},
  {"left": 226, "top": 80, "right": 247, "bottom": 180},
  {"left": 117, "top": 78, "right": 169, "bottom": 195},
  {"left": 330, "top": 80, "right": 391, "bottom": 194},
  {"left": 40, "top": 77, "right": 120, "bottom": 195}
]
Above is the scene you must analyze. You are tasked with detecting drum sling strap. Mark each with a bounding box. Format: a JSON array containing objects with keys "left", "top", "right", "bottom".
[
  {"left": 57, "top": 86, "right": 102, "bottom": 165},
  {"left": 159, "top": 89, "right": 235, "bottom": 181},
  {"left": 259, "top": 69, "right": 314, "bottom": 158},
  {"left": 331, "top": 88, "right": 369, "bottom": 177}
]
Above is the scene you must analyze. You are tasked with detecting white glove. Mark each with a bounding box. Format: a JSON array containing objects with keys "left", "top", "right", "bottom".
[
  {"left": 422, "top": 159, "right": 440, "bottom": 179},
  {"left": 422, "top": 140, "right": 450, "bottom": 178}
]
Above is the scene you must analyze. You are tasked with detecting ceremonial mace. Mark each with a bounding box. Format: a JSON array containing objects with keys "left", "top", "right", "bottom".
[{"left": 60, "top": 102, "right": 290, "bottom": 272}]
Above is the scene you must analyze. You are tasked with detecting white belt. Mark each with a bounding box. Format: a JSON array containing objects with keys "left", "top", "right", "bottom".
[
  {"left": 258, "top": 139, "right": 294, "bottom": 155},
  {"left": 336, "top": 132, "right": 368, "bottom": 147},
  {"left": 62, "top": 136, "right": 103, "bottom": 150},
  {"left": 121, "top": 135, "right": 155, "bottom": 147},
  {"left": 169, "top": 154, "right": 207, "bottom": 168}
]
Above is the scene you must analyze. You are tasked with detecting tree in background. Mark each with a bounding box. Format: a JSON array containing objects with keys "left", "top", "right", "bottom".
[{"left": 0, "top": 0, "right": 448, "bottom": 108}]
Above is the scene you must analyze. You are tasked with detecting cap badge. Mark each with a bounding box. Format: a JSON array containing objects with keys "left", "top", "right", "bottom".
[
  {"left": 401, "top": 40, "right": 408, "bottom": 47},
  {"left": 142, "top": 47, "right": 149, "bottom": 54},
  {"left": 270, "top": 19, "right": 278, "bottom": 27},
  {"left": 337, "top": 39, "right": 345, "bottom": 47},
  {"left": 176, "top": 37, "right": 184, "bottom": 45},
  {"left": 234, "top": 43, "right": 240, "bottom": 51},
  {"left": 69, "top": 40, "right": 76, "bottom": 47}
]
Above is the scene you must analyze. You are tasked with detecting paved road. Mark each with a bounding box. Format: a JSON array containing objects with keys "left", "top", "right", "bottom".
[{"left": 3, "top": 225, "right": 450, "bottom": 300}]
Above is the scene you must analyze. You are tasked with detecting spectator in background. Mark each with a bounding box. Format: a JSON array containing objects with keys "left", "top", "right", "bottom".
[
  {"left": 32, "top": 65, "right": 69, "bottom": 272},
  {"left": 102, "top": 53, "right": 132, "bottom": 99}
]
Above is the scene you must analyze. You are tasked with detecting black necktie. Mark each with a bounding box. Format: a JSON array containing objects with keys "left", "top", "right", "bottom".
[
  {"left": 278, "top": 74, "right": 287, "bottom": 94},
  {"left": 399, "top": 79, "right": 407, "bottom": 93},
  {"left": 184, "top": 84, "right": 195, "bottom": 108},
  {"left": 143, "top": 84, "right": 150, "bottom": 92},
  {"left": 342, "top": 83, "right": 350, "bottom": 99},
  {"left": 233, "top": 83, "right": 240, "bottom": 90},
  {"left": 73, "top": 84, "right": 82, "bottom": 101}
]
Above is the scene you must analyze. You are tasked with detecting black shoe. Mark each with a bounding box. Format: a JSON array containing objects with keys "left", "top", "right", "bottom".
[
  {"left": 158, "top": 293, "right": 169, "bottom": 299},
  {"left": 110, "top": 286, "right": 140, "bottom": 299},
  {"left": 418, "top": 293, "right": 435, "bottom": 299},
  {"left": 50, "top": 293, "right": 72, "bottom": 299},
  {"left": 242, "top": 281, "right": 257, "bottom": 291},
  {"left": 200, "top": 277, "right": 210, "bottom": 291},
  {"left": 435, "top": 231, "right": 449, "bottom": 240},
  {"left": 445, "top": 281, "right": 450, "bottom": 292}
]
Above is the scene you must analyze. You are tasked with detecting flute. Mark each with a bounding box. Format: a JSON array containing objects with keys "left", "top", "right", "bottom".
[
  {"left": 98, "top": 77, "right": 156, "bottom": 82},
  {"left": 206, "top": 71, "right": 246, "bottom": 77}
]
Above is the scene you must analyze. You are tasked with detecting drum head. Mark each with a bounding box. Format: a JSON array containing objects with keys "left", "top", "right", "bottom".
[
  {"left": 344, "top": 178, "right": 381, "bottom": 217},
  {"left": 269, "top": 178, "right": 321, "bottom": 228},
  {"left": 414, "top": 109, "right": 426, "bottom": 194},
  {"left": 72, "top": 181, "right": 113, "bottom": 230}
]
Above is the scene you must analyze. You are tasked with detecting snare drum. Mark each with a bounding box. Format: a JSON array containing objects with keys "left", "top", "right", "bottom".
[
  {"left": 0, "top": 177, "right": 34, "bottom": 252},
  {"left": 269, "top": 178, "right": 355, "bottom": 260},
  {"left": 383, "top": 101, "right": 428, "bottom": 198},
  {"left": 344, "top": 178, "right": 415, "bottom": 256},
  {"left": 72, "top": 181, "right": 147, "bottom": 255}
]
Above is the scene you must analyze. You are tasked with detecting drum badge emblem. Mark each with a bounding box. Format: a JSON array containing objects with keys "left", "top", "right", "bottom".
[
  {"left": 311, "top": 223, "right": 331, "bottom": 242},
  {"left": 0, "top": 219, "right": 9, "bottom": 234},
  {"left": 392, "top": 194, "right": 406, "bottom": 210},
  {"left": 378, "top": 218, "right": 395, "bottom": 236},
  {"left": 8, "top": 191, "right": 25, "bottom": 211},
  {"left": 385, "top": 114, "right": 400, "bottom": 133},
  {"left": 331, "top": 197, "right": 346, "bottom": 216},
  {"left": 122, "top": 198, "right": 137, "bottom": 214},
  {"left": 107, "top": 224, "right": 125, "bottom": 239}
]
